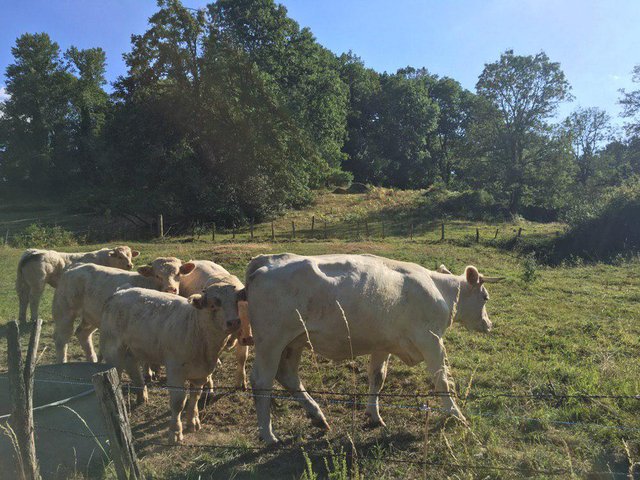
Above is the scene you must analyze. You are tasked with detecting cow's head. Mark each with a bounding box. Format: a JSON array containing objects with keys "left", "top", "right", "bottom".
[
  {"left": 456, "top": 266, "right": 503, "bottom": 333},
  {"left": 188, "top": 277, "right": 245, "bottom": 334},
  {"left": 137, "top": 257, "right": 196, "bottom": 294},
  {"left": 107, "top": 246, "right": 140, "bottom": 271}
]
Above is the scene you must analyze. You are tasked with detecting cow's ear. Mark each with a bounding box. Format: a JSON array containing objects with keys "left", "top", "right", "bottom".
[
  {"left": 188, "top": 294, "right": 206, "bottom": 309},
  {"left": 180, "top": 262, "right": 196, "bottom": 275},
  {"left": 465, "top": 266, "right": 480, "bottom": 286},
  {"left": 108, "top": 250, "right": 117, "bottom": 257},
  {"left": 236, "top": 288, "right": 247, "bottom": 302},
  {"left": 131, "top": 250, "right": 140, "bottom": 258},
  {"left": 137, "top": 265, "right": 154, "bottom": 277}
]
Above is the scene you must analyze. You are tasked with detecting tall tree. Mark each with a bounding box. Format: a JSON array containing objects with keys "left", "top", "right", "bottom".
[
  {"left": 563, "top": 107, "right": 612, "bottom": 185},
  {"left": 619, "top": 65, "right": 640, "bottom": 138},
  {"left": 428, "top": 77, "right": 475, "bottom": 186},
  {"left": 0, "top": 33, "right": 74, "bottom": 189},
  {"left": 476, "top": 50, "right": 572, "bottom": 213}
]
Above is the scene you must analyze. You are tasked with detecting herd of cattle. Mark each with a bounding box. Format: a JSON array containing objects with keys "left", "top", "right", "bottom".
[{"left": 15, "top": 246, "right": 502, "bottom": 444}]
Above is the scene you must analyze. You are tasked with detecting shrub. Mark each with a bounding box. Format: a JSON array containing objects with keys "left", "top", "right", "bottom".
[
  {"left": 12, "top": 224, "right": 81, "bottom": 248},
  {"left": 521, "top": 253, "right": 538, "bottom": 283}
]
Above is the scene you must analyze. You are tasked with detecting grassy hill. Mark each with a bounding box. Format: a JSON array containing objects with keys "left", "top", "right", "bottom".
[{"left": 0, "top": 190, "right": 638, "bottom": 479}]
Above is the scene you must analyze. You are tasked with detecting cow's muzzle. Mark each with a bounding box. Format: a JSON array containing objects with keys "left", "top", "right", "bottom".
[{"left": 165, "top": 287, "right": 178, "bottom": 294}]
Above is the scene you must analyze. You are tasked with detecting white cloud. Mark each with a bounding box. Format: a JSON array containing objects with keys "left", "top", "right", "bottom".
[
  {"left": 0, "top": 86, "right": 9, "bottom": 103},
  {"left": 608, "top": 74, "right": 622, "bottom": 81}
]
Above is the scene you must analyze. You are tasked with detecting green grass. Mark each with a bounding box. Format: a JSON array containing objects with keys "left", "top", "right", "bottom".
[{"left": 0, "top": 191, "right": 639, "bottom": 479}]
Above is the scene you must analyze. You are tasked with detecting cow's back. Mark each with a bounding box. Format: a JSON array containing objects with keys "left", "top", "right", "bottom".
[{"left": 246, "top": 254, "right": 446, "bottom": 362}]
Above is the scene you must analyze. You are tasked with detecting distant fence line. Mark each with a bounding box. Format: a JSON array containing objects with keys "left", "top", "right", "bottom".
[{"left": 1, "top": 211, "right": 531, "bottom": 247}]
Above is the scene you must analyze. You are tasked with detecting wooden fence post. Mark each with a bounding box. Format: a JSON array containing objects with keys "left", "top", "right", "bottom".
[
  {"left": 157, "top": 214, "right": 164, "bottom": 239},
  {"left": 291, "top": 221, "right": 296, "bottom": 239},
  {"left": 250, "top": 219, "right": 254, "bottom": 240},
  {"left": 356, "top": 222, "right": 360, "bottom": 239},
  {"left": 494, "top": 228, "right": 499, "bottom": 239},
  {"left": 92, "top": 368, "right": 144, "bottom": 480},
  {"left": 441, "top": 222, "right": 445, "bottom": 241},
  {"left": 5, "top": 229, "right": 9, "bottom": 246},
  {"left": 517, "top": 227, "right": 523, "bottom": 238},
  {"left": 7, "top": 318, "right": 43, "bottom": 480},
  {"left": 271, "top": 221, "right": 275, "bottom": 241},
  {"left": 211, "top": 223, "right": 216, "bottom": 242},
  {"left": 382, "top": 221, "right": 385, "bottom": 239},
  {"left": 476, "top": 227, "right": 480, "bottom": 243},
  {"left": 232, "top": 225, "right": 236, "bottom": 240},
  {"left": 311, "top": 215, "right": 315, "bottom": 235},
  {"left": 365, "top": 220, "right": 369, "bottom": 238},
  {"left": 410, "top": 223, "right": 414, "bottom": 240},
  {"left": 323, "top": 220, "right": 327, "bottom": 239}
]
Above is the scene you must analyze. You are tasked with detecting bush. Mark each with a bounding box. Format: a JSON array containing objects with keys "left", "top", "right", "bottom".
[
  {"left": 12, "top": 224, "right": 81, "bottom": 248},
  {"left": 423, "top": 188, "right": 502, "bottom": 220},
  {"left": 521, "top": 253, "right": 538, "bottom": 283},
  {"left": 326, "top": 168, "right": 354, "bottom": 188},
  {"left": 546, "top": 178, "right": 640, "bottom": 263}
]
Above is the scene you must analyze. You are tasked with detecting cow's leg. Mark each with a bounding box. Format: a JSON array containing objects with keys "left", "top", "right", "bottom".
[
  {"left": 122, "top": 350, "right": 147, "bottom": 404},
  {"left": 420, "top": 332, "right": 466, "bottom": 423},
  {"left": 275, "top": 341, "right": 329, "bottom": 431},
  {"left": 250, "top": 347, "right": 283, "bottom": 444},
  {"left": 28, "top": 281, "right": 45, "bottom": 324},
  {"left": 365, "top": 352, "right": 390, "bottom": 427},
  {"left": 17, "top": 279, "right": 30, "bottom": 325},
  {"left": 166, "top": 364, "right": 188, "bottom": 444},
  {"left": 234, "top": 343, "right": 249, "bottom": 390},
  {"left": 53, "top": 304, "right": 76, "bottom": 363},
  {"left": 198, "top": 374, "right": 214, "bottom": 410},
  {"left": 185, "top": 379, "right": 206, "bottom": 433},
  {"left": 75, "top": 319, "right": 98, "bottom": 362}
]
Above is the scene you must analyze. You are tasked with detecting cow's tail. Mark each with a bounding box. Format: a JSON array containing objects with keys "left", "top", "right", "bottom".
[{"left": 16, "top": 250, "right": 42, "bottom": 297}]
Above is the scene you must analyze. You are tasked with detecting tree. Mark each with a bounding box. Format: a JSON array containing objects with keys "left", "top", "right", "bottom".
[
  {"left": 476, "top": 50, "right": 572, "bottom": 213},
  {"left": 428, "top": 77, "right": 475, "bottom": 186},
  {"left": 563, "top": 107, "right": 612, "bottom": 185},
  {"left": 619, "top": 65, "right": 640, "bottom": 138},
  {"left": 0, "top": 33, "right": 75, "bottom": 190}
]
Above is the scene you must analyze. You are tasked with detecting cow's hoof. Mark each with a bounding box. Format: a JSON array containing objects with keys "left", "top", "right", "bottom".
[
  {"left": 311, "top": 416, "right": 331, "bottom": 431},
  {"left": 136, "top": 393, "right": 148, "bottom": 405},
  {"left": 364, "top": 412, "right": 386, "bottom": 428},
  {"left": 186, "top": 420, "right": 200, "bottom": 433},
  {"left": 260, "top": 433, "right": 280, "bottom": 445},
  {"left": 169, "top": 432, "right": 184, "bottom": 445}
]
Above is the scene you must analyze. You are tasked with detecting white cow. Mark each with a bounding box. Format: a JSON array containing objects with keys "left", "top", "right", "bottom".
[
  {"left": 52, "top": 257, "right": 195, "bottom": 363},
  {"left": 179, "top": 260, "right": 253, "bottom": 390},
  {"left": 16, "top": 246, "right": 140, "bottom": 324},
  {"left": 245, "top": 253, "right": 502, "bottom": 444},
  {"left": 100, "top": 280, "right": 245, "bottom": 443}
]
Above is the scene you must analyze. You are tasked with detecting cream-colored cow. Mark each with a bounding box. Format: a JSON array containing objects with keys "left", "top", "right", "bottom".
[
  {"left": 245, "top": 253, "right": 502, "bottom": 444},
  {"left": 100, "top": 281, "right": 244, "bottom": 443},
  {"left": 179, "top": 260, "right": 252, "bottom": 390},
  {"left": 16, "top": 246, "right": 139, "bottom": 324},
  {"left": 52, "top": 257, "right": 195, "bottom": 363}
]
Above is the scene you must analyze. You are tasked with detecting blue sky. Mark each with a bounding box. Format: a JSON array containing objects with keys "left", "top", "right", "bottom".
[{"left": 1, "top": 0, "right": 639, "bottom": 126}]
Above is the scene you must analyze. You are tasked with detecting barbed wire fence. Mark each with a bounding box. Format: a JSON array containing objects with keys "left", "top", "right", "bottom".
[{"left": 22, "top": 368, "right": 640, "bottom": 479}]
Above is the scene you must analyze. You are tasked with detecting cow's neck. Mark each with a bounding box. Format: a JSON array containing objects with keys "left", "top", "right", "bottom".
[{"left": 430, "top": 272, "right": 467, "bottom": 326}]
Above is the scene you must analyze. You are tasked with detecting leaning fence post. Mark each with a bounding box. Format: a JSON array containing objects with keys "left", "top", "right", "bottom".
[
  {"left": 476, "top": 227, "right": 480, "bottom": 243},
  {"left": 517, "top": 227, "right": 523, "bottom": 238},
  {"left": 157, "top": 214, "right": 164, "bottom": 238},
  {"left": 311, "top": 215, "right": 315, "bottom": 235},
  {"left": 92, "top": 368, "right": 144, "bottom": 480},
  {"left": 441, "top": 222, "right": 445, "bottom": 241},
  {"left": 4, "top": 229, "right": 9, "bottom": 246},
  {"left": 7, "top": 318, "right": 42, "bottom": 480},
  {"left": 250, "top": 219, "right": 254, "bottom": 240},
  {"left": 494, "top": 228, "right": 499, "bottom": 240}
]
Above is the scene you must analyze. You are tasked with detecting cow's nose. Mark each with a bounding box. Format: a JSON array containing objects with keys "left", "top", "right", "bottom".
[
  {"left": 483, "top": 320, "right": 493, "bottom": 333},
  {"left": 165, "top": 287, "right": 178, "bottom": 294},
  {"left": 226, "top": 318, "right": 241, "bottom": 333},
  {"left": 127, "top": 264, "right": 133, "bottom": 270}
]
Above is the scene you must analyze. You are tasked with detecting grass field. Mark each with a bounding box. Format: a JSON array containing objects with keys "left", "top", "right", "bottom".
[{"left": 0, "top": 191, "right": 639, "bottom": 479}]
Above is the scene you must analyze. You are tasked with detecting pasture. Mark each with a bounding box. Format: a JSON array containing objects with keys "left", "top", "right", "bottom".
[{"left": 0, "top": 193, "right": 639, "bottom": 479}]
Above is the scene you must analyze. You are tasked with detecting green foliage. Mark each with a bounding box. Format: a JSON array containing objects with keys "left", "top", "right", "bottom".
[
  {"left": 521, "top": 253, "right": 538, "bottom": 283},
  {"left": 12, "top": 224, "right": 80, "bottom": 248}
]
